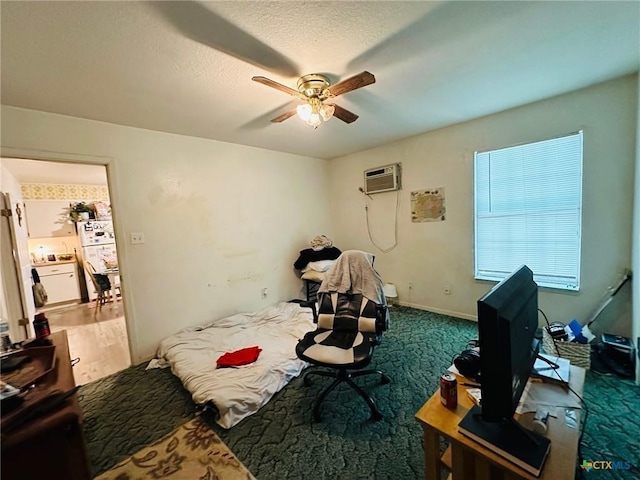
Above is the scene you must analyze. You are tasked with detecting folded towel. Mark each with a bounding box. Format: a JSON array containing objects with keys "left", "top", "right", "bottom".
[
  {"left": 318, "top": 250, "right": 386, "bottom": 305},
  {"left": 216, "top": 346, "right": 262, "bottom": 368}
]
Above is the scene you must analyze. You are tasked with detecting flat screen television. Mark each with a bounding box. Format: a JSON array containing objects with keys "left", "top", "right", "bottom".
[
  {"left": 458, "top": 265, "right": 550, "bottom": 476},
  {"left": 477, "top": 264, "right": 540, "bottom": 422}
]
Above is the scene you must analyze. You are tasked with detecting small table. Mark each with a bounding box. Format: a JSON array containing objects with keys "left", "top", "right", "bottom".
[
  {"left": 103, "top": 267, "right": 120, "bottom": 302},
  {"left": 415, "top": 366, "right": 585, "bottom": 480},
  {"left": 1, "top": 331, "right": 91, "bottom": 480}
]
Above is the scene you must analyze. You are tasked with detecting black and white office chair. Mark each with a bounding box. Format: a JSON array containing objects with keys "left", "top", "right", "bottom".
[{"left": 296, "top": 250, "right": 390, "bottom": 421}]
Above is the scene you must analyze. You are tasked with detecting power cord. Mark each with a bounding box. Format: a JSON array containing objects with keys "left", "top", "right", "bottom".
[
  {"left": 538, "top": 308, "right": 551, "bottom": 328},
  {"left": 534, "top": 347, "right": 590, "bottom": 478},
  {"left": 364, "top": 188, "right": 400, "bottom": 253},
  {"left": 563, "top": 379, "right": 589, "bottom": 480}
]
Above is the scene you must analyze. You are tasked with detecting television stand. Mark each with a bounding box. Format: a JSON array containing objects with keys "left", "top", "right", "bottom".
[{"left": 458, "top": 406, "right": 550, "bottom": 476}]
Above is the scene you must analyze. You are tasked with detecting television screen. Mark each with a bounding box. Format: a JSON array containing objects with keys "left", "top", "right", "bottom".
[{"left": 476, "top": 265, "right": 539, "bottom": 422}]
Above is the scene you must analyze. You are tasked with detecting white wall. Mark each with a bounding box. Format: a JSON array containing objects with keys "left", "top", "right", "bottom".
[
  {"left": 2, "top": 75, "right": 636, "bottom": 362},
  {"left": 329, "top": 75, "right": 638, "bottom": 332},
  {"left": 1, "top": 106, "right": 332, "bottom": 362}
]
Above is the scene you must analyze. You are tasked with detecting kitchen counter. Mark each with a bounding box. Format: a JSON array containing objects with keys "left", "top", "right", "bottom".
[{"left": 31, "top": 259, "right": 77, "bottom": 267}]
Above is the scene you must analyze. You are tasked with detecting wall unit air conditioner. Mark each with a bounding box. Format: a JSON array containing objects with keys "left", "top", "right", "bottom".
[{"left": 364, "top": 163, "right": 401, "bottom": 194}]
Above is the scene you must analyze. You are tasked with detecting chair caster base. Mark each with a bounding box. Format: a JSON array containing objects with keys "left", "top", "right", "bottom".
[
  {"left": 369, "top": 411, "right": 382, "bottom": 422},
  {"left": 303, "top": 367, "right": 389, "bottom": 422}
]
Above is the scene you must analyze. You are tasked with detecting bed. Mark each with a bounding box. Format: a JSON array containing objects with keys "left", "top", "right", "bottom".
[{"left": 156, "top": 301, "right": 315, "bottom": 429}]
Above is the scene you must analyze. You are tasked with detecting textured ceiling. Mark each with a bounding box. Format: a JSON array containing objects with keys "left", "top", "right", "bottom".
[{"left": 1, "top": 1, "right": 639, "bottom": 161}]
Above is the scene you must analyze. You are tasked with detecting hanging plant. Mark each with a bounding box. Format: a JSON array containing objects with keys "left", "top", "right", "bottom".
[{"left": 69, "top": 202, "right": 95, "bottom": 222}]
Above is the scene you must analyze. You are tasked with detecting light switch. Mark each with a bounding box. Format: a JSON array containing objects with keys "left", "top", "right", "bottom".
[{"left": 130, "top": 232, "right": 145, "bottom": 244}]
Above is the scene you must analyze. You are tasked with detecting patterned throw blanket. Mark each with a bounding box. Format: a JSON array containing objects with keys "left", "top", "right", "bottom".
[{"left": 95, "top": 417, "right": 254, "bottom": 480}]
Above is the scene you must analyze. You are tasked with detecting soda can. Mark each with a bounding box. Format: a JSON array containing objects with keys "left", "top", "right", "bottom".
[
  {"left": 33, "top": 313, "right": 51, "bottom": 339},
  {"left": 440, "top": 373, "right": 458, "bottom": 409}
]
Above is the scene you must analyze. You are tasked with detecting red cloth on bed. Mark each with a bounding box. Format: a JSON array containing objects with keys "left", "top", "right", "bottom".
[{"left": 216, "top": 346, "right": 262, "bottom": 368}]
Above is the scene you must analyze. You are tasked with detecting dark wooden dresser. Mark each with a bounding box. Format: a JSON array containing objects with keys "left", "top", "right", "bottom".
[{"left": 1, "top": 330, "right": 91, "bottom": 480}]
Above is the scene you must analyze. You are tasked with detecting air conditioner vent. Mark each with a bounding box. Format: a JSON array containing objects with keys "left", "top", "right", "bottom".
[{"left": 364, "top": 164, "right": 401, "bottom": 194}]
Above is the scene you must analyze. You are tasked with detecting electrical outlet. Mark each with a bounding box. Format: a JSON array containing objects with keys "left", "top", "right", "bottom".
[
  {"left": 130, "top": 232, "right": 145, "bottom": 244},
  {"left": 408, "top": 282, "right": 413, "bottom": 290},
  {"left": 261, "top": 287, "right": 268, "bottom": 298},
  {"left": 443, "top": 284, "right": 451, "bottom": 295}
]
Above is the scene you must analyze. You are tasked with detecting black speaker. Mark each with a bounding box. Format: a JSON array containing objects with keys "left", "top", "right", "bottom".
[{"left": 454, "top": 349, "right": 481, "bottom": 378}]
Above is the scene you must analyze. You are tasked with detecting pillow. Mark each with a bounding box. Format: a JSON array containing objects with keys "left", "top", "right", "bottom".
[
  {"left": 301, "top": 270, "right": 326, "bottom": 283},
  {"left": 302, "top": 260, "right": 335, "bottom": 273}
]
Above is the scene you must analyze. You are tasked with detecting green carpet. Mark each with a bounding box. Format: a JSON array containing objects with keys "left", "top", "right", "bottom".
[{"left": 79, "top": 306, "right": 639, "bottom": 479}]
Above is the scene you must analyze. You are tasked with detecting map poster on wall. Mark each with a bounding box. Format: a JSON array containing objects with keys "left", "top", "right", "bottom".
[{"left": 411, "top": 187, "right": 446, "bottom": 222}]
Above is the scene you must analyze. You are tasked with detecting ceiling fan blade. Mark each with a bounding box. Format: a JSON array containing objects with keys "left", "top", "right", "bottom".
[
  {"left": 252, "top": 76, "right": 299, "bottom": 96},
  {"left": 331, "top": 104, "right": 359, "bottom": 124},
  {"left": 271, "top": 109, "right": 297, "bottom": 123},
  {"left": 326, "top": 71, "right": 375, "bottom": 97}
]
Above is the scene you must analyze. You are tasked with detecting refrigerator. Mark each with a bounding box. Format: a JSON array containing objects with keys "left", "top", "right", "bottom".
[{"left": 78, "top": 221, "right": 118, "bottom": 300}]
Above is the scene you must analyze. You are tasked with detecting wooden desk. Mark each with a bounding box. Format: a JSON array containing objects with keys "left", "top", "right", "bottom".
[
  {"left": 415, "top": 366, "right": 585, "bottom": 480},
  {"left": 1, "top": 330, "right": 91, "bottom": 480}
]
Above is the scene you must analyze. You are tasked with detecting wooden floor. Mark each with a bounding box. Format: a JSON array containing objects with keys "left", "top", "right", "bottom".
[{"left": 44, "top": 300, "right": 131, "bottom": 386}]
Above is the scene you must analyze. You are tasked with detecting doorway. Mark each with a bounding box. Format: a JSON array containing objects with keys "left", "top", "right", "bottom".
[{"left": 0, "top": 157, "right": 131, "bottom": 385}]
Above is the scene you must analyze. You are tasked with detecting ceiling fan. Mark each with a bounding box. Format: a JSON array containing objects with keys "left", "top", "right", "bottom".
[{"left": 252, "top": 71, "right": 375, "bottom": 128}]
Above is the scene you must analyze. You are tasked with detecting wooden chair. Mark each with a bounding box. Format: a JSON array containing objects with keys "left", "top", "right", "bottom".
[{"left": 84, "top": 261, "right": 110, "bottom": 309}]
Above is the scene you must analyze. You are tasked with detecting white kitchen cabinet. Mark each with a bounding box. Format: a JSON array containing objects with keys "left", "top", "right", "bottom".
[
  {"left": 36, "top": 263, "right": 81, "bottom": 304},
  {"left": 24, "top": 200, "right": 75, "bottom": 238}
]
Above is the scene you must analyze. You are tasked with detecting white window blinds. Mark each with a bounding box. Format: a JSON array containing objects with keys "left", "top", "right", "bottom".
[{"left": 474, "top": 131, "right": 583, "bottom": 291}]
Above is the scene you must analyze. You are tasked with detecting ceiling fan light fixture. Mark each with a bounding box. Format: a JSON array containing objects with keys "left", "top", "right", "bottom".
[
  {"left": 307, "top": 113, "right": 322, "bottom": 128},
  {"left": 320, "top": 104, "right": 335, "bottom": 121},
  {"left": 297, "top": 97, "right": 327, "bottom": 128},
  {"left": 296, "top": 103, "right": 312, "bottom": 122}
]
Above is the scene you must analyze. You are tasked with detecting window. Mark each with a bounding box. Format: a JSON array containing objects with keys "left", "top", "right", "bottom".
[{"left": 474, "top": 131, "right": 583, "bottom": 291}]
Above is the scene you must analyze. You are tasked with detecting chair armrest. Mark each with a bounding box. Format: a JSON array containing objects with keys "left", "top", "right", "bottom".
[
  {"left": 375, "top": 305, "right": 388, "bottom": 333},
  {"left": 299, "top": 300, "right": 318, "bottom": 323}
]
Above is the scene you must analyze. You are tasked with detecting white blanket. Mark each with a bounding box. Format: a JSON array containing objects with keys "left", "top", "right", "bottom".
[{"left": 156, "top": 302, "right": 315, "bottom": 429}]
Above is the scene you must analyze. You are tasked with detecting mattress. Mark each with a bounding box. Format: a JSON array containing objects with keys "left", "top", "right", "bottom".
[{"left": 156, "top": 301, "right": 315, "bottom": 429}]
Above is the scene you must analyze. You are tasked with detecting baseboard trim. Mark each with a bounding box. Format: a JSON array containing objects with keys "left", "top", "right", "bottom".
[{"left": 396, "top": 301, "right": 477, "bottom": 322}]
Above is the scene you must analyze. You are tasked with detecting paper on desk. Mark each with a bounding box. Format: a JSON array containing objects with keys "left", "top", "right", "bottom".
[
  {"left": 516, "top": 379, "right": 582, "bottom": 415},
  {"left": 467, "top": 388, "right": 482, "bottom": 406},
  {"left": 447, "top": 364, "right": 460, "bottom": 375},
  {"left": 532, "top": 353, "right": 570, "bottom": 384}
]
